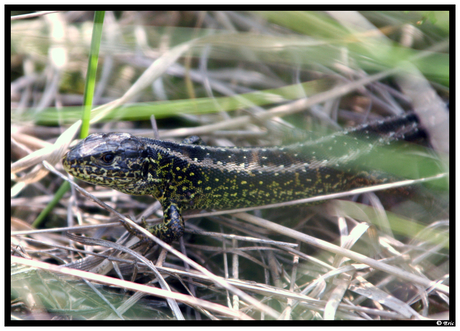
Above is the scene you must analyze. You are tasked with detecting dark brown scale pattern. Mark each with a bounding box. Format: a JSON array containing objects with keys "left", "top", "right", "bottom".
[{"left": 62, "top": 113, "right": 424, "bottom": 243}]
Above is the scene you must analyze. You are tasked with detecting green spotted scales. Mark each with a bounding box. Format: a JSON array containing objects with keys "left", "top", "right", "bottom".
[{"left": 62, "top": 113, "right": 425, "bottom": 243}]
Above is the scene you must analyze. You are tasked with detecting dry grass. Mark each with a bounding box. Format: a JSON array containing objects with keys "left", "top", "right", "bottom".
[{"left": 10, "top": 10, "right": 450, "bottom": 322}]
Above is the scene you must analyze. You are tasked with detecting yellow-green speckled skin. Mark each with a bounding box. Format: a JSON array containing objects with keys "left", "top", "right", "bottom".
[{"left": 62, "top": 113, "right": 424, "bottom": 242}]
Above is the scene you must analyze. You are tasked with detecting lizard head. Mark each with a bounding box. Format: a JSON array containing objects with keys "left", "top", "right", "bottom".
[{"left": 62, "top": 133, "right": 162, "bottom": 196}]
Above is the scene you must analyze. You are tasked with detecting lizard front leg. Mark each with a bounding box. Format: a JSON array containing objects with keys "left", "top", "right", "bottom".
[
  {"left": 145, "top": 200, "right": 185, "bottom": 244},
  {"left": 119, "top": 200, "right": 184, "bottom": 245}
]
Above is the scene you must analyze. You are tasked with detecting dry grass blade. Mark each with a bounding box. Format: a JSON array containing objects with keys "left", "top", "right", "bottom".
[
  {"left": 11, "top": 120, "right": 81, "bottom": 196},
  {"left": 90, "top": 42, "right": 193, "bottom": 124},
  {"left": 324, "top": 274, "right": 351, "bottom": 320},
  {"left": 348, "top": 276, "right": 423, "bottom": 319},
  {"left": 65, "top": 232, "right": 184, "bottom": 320},
  {"left": 233, "top": 213, "right": 449, "bottom": 295},
  {"left": 12, "top": 256, "right": 253, "bottom": 320}
]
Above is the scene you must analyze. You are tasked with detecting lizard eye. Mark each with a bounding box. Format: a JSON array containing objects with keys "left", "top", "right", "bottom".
[{"left": 101, "top": 152, "right": 115, "bottom": 164}]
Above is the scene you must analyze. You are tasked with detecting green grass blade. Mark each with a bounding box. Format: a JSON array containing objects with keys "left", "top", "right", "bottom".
[
  {"left": 80, "top": 11, "right": 105, "bottom": 138},
  {"left": 33, "top": 11, "right": 105, "bottom": 228}
]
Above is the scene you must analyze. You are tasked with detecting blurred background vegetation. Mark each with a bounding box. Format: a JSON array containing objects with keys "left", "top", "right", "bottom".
[{"left": 10, "top": 10, "right": 450, "bottom": 321}]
